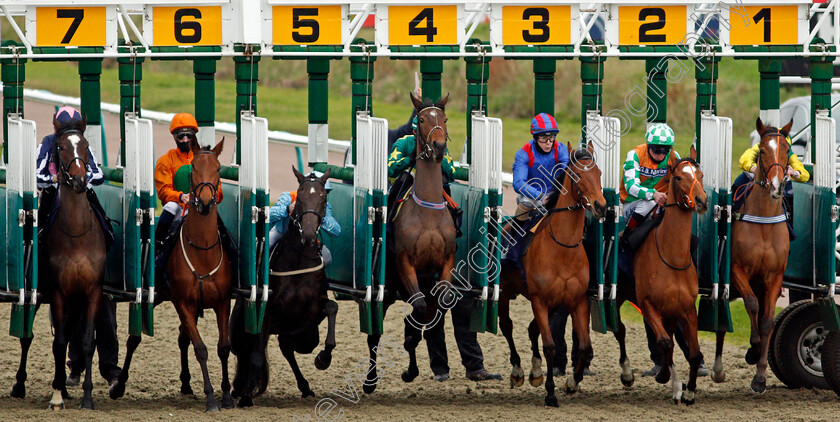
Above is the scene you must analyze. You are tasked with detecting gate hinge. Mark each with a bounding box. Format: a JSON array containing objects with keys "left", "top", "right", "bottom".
[
  {"left": 251, "top": 206, "right": 260, "bottom": 224},
  {"left": 136, "top": 208, "right": 144, "bottom": 225},
  {"left": 483, "top": 207, "right": 491, "bottom": 223},
  {"left": 368, "top": 207, "right": 376, "bottom": 224},
  {"left": 713, "top": 204, "right": 722, "bottom": 222},
  {"left": 832, "top": 205, "right": 839, "bottom": 222}
]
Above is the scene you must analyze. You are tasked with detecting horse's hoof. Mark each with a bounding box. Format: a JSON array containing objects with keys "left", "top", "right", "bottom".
[
  {"left": 564, "top": 380, "right": 578, "bottom": 395},
  {"left": 750, "top": 377, "right": 767, "bottom": 394},
  {"left": 49, "top": 403, "right": 64, "bottom": 411},
  {"left": 61, "top": 389, "right": 70, "bottom": 400},
  {"left": 314, "top": 351, "right": 333, "bottom": 371},
  {"left": 206, "top": 404, "right": 220, "bottom": 412},
  {"left": 221, "top": 393, "right": 235, "bottom": 409},
  {"left": 79, "top": 398, "right": 94, "bottom": 410},
  {"left": 10, "top": 383, "right": 25, "bottom": 399},
  {"left": 745, "top": 347, "right": 760, "bottom": 365},
  {"left": 510, "top": 374, "right": 524, "bottom": 388},
  {"left": 711, "top": 370, "right": 726, "bottom": 384},
  {"left": 237, "top": 396, "right": 254, "bottom": 408},
  {"left": 401, "top": 369, "right": 418, "bottom": 383},
  {"left": 109, "top": 381, "right": 126, "bottom": 400},
  {"left": 66, "top": 372, "right": 81, "bottom": 388},
  {"left": 301, "top": 389, "right": 315, "bottom": 398},
  {"left": 180, "top": 384, "right": 194, "bottom": 395},
  {"left": 621, "top": 374, "right": 635, "bottom": 388},
  {"left": 363, "top": 383, "right": 377, "bottom": 395},
  {"left": 544, "top": 395, "right": 559, "bottom": 407},
  {"left": 655, "top": 368, "right": 670, "bottom": 385},
  {"left": 528, "top": 374, "right": 543, "bottom": 388}
]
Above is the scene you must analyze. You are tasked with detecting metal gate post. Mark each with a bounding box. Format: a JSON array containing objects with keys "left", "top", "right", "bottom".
[
  {"left": 1, "top": 42, "right": 26, "bottom": 164},
  {"left": 118, "top": 49, "right": 144, "bottom": 168},
  {"left": 349, "top": 42, "right": 375, "bottom": 165},
  {"left": 465, "top": 55, "right": 489, "bottom": 166},
  {"left": 758, "top": 58, "right": 781, "bottom": 127},
  {"left": 234, "top": 47, "right": 260, "bottom": 165},
  {"left": 694, "top": 55, "right": 719, "bottom": 161},
  {"left": 645, "top": 58, "right": 667, "bottom": 123},
  {"left": 534, "top": 58, "right": 556, "bottom": 116},
  {"left": 421, "top": 58, "right": 443, "bottom": 102},
  {"left": 580, "top": 55, "right": 603, "bottom": 136},
  {"left": 194, "top": 58, "right": 219, "bottom": 149},
  {"left": 79, "top": 59, "right": 104, "bottom": 165},
  {"left": 307, "top": 58, "right": 331, "bottom": 166}
]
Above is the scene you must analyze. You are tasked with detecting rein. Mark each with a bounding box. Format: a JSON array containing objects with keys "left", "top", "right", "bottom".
[
  {"left": 189, "top": 150, "right": 220, "bottom": 216},
  {"left": 754, "top": 129, "right": 789, "bottom": 190},
  {"left": 544, "top": 155, "right": 594, "bottom": 248},
  {"left": 654, "top": 226, "right": 691, "bottom": 270},
  {"left": 654, "top": 158, "right": 700, "bottom": 271},
  {"left": 56, "top": 207, "right": 95, "bottom": 238},
  {"left": 55, "top": 130, "right": 89, "bottom": 189},
  {"left": 415, "top": 106, "right": 450, "bottom": 161}
]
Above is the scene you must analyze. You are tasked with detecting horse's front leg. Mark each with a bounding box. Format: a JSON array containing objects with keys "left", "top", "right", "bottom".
[
  {"left": 567, "top": 297, "right": 593, "bottom": 395},
  {"left": 178, "top": 307, "right": 219, "bottom": 411},
  {"left": 10, "top": 329, "right": 35, "bottom": 399},
  {"left": 753, "top": 273, "right": 784, "bottom": 394},
  {"left": 613, "top": 299, "right": 634, "bottom": 388},
  {"left": 639, "top": 300, "right": 673, "bottom": 386},
  {"left": 499, "top": 290, "right": 524, "bottom": 387},
  {"left": 711, "top": 330, "right": 727, "bottom": 383},
  {"left": 109, "top": 334, "right": 141, "bottom": 400},
  {"left": 527, "top": 318, "right": 544, "bottom": 388},
  {"left": 529, "top": 298, "right": 557, "bottom": 407},
  {"left": 178, "top": 323, "right": 193, "bottom": 395},
  {"left": 731, "top": 263, "right": 761, "bottom": 365},
  {"left": 681, "top": 310, "right": 703, "bottom": 405},
  {"left": 216, "top": 300, "right": 234, "bottom": 409},
  {"left": 49, "top": 297, "right": 68, "bottom": 410},
  {"left": 77, "top": 289, "right": 102, "bottom": 410},
  {"left": 314, "top": 299, "right": 338, "bottom": 370},
  {"left": 279, "top": 337, "right": 315, "bottom": 398}
]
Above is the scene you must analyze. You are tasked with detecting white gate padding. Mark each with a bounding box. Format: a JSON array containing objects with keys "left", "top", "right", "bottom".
[
  {"left": 700, "top": 112, "right": 733, "bottom": 189},
  {"left": 354, "top": 114, "right": 388, "bottom": 194},
  {"left": 240, "top": 113, "right": 270, "bottom": 194},
  {"left": 586, "top": 111, "right": 621, "bottom": 190},
  {"left": 124, "top": 116, "right": 155, "bottom": 195},
  {"left": 470, "top": 113, "right": 504, "bottom": 193},
  {"left": 7, "top": 117, "right": 37, "bottom": 198},
  {"left": 815, "top": 110, "right": 836, "bottom": 189}
]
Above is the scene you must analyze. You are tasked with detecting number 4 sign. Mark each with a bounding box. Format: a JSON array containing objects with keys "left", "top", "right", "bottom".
[{"left": 376, "top": 5, "right": 464, "bottom": 46}]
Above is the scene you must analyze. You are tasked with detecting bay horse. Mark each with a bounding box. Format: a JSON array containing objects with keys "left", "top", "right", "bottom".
[
  {"left": 499, "top": 143, "right": 607, "bottom": 407},
  {"left": 710, "top": 118, "right": 793, "bottom": 393},
  {"left": 110, "top": 138, "right": 232, "bottom": 411},
  {"left": 10, "top": 117, "right": 108, "bottom": 410},
  {"left": 230, "top": 167, "right": 338, "bottom": 407},
  {"left": 362, "top": 92, "right": 456, "bottom": 393},
  {"left": 618, "top": 147, "right": 707, "bottom": 405}
]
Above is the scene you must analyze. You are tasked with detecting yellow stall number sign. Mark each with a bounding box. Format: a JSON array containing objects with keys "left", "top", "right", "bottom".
[
  {"left": 729, "top": 6, "right": 798, "bottom": 45},
  {"left": 153, "top": 6, "right": 222, "bottom": 46},
  {"left": 36, "top": 7, "right": 107, "bottom": 47},
  {"left": 618, "top": 6, "right": 687, "bottom": 45},
  {"left": 388, "top": 6, "right": 458, "bottom": 45},
  {"left": 502, "top": 6, "right": 571, "bottom": 45},
  {"left": 273, "top": 6, "right": 343, "bottom": 45}
]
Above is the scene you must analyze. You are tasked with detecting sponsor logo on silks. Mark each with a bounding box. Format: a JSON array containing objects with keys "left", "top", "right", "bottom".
[{"left": 640, "top": 167, "right": 668, "bottom": 178}]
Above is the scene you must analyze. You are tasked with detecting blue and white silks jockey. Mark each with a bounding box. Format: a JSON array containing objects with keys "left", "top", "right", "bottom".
[{"left": 511, "top": 112, "right": 570, "bottom": 222}]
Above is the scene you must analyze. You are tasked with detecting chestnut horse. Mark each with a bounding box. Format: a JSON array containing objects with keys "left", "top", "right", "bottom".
[
  {"left": 622, "top": 147, "right": 708, "bottom": 405},
  {"left": 230, "top": 167, "right": 339, "bottom": 407},
  {"left": 710, "top": 118, "right": 793, "bottom": 393},
  {"left": 499, "top": 143, "right": 607, "bottom": 407},
  {"left": 10, "top": 117, "right": 108, "bottom": 410},
  {"left": 110, "top": 139, "right": 232, "bottom": 411},
  {"left": 362, "top": 93, "right": 456, "bottom": 393}
]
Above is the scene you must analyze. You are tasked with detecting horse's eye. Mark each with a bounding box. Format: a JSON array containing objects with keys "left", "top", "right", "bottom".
[
  {"left": 675, "top": 176, "right": 682, "bottom": 181},
  {"left": 445, "top": 118, "right": 448, "bottom": 123},
  {"left": 418, "top": 118, "right": 424, "bottom": 123}
]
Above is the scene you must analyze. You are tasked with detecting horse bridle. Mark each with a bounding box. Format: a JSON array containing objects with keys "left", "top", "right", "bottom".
[
  {"left": 291, "top": 176, "right": 327, "bottom": 244},
  {"left": 54, "top": 129, "right": 89, "bottom": 188},
  {"left": 546, "top": 153, "right": 596, "bottom": 248},
  {"left": 415, "top": 106, "right": 450, "bottom": 160},
  {"left": 189, "top": 150, "right": 220, "bottom": 215},
  {"left": 755, "top": 129, "right": 789, "bottom": 190},
  {"left": 663, "top": 158, "right": 701, "bottom": 210}
]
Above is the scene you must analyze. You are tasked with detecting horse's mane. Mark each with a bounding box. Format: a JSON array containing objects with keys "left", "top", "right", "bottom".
[
  {"left": 416, "top": 97, "right": 445, "bottom": 112},
  {"left": 544, "top": 147, "right": 593, "bottom": 207}
]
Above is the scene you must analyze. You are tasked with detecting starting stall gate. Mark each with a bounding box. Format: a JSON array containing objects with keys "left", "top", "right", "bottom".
[
  {"left": 586, "top": 111, "right": 621, "bottom": 334},
  {"left": 1, "top": 116, "right": 38, "bottom": 339},
  {"left": 95, "top": 114, "right": 156, "bottom": 336},
  {"left": 697, "top": 111, "right": 734, "bottom": 333}
]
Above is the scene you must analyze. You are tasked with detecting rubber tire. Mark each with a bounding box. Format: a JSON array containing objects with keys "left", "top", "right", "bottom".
[
  {"left": 823, "top": 331, "right": 840, "bottom": 396},
  {"left": 772, "top": 301, "right": 829, "bottom": 389},
  {"left": 769, "top": 300, "right": 812, "bottom": 388}
]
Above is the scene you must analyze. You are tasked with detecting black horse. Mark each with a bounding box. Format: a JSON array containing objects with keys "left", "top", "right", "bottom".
[{"left": 231, "top": 167, "right": 339, "bottom": 406}]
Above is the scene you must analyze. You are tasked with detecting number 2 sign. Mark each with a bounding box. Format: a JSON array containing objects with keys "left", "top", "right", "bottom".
[{"left": 615, "top": 5, "right": 689, "bottom": 46}]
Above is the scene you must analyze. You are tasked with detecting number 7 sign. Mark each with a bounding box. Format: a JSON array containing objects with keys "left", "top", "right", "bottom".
[{"left": 30, "top": 7, "right": 113, "bottom": 47}]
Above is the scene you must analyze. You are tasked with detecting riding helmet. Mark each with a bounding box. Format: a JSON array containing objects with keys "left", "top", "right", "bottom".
[
  {"left": 170, "top": 112, "right": 199, "bottom": 134},
  {"left": 54, "top": 106, "right": 82, "bottom": 126},
  {"left": 645, "top": 122, "right": 675, "bottom": 146},
  {"left": 530, "top": 113, "right": 560, "bottom": 136}
]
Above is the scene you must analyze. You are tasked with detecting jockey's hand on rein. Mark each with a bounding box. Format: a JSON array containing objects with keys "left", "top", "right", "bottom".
[{"left": 288, "top": 201, "right": 296, "bottom": 214}]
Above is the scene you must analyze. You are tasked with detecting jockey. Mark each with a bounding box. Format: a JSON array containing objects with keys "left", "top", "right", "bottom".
[
  {"left": 35, "top": 106, "right": 109, "bottom": 241},
  {"left": 620, "top": 122, "right": 680, "bottom": 230},
  {"left": 268, "top": 171, "right": 341, "bottom": 266},
  {"left": 386, "top": 114, "right": 461, "bottom": 234},
  {"left": 511, "top": 113, "right": 569, "bottom": 221},
  {"left": 731, "top": 134, "right": 809, "bottom": 240},
  {"left": 154, "top": 112, "right": 223, "bottom": 245}
]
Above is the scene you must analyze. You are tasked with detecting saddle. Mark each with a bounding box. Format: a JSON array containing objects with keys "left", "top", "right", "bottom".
[
  {"left": 500, "top": 212, "right": 548, "bottom": 280},
  {"left": 38, "top": 187, "right": 117, "bottom": 250}
]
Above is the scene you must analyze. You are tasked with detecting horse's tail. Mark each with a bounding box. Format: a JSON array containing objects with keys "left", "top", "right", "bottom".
[{"left": 230, "top": 298, "right": 270, "bottom": 399}]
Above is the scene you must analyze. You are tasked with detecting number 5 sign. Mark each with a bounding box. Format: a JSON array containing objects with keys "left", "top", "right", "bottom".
[{"left": 376, "top": 5, "right": 464, "bottom": 46}]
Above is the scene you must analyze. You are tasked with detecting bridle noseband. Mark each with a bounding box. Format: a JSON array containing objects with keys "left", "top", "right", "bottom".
[
  {"left": 292, "top": 176, "right": 327, "bottom": 245},
  {"left": 755, "top": 129, "right": 789, "bottom": 191},
  {"left": 54, "top": 129, "right": 89, "bottom": 189},
  {"left": 190, "top": 150, "right": 220, "bottom": 215},
  {"left": 415, "top": 106, "right": 450, "bottom": 161},
  {"left": 546, "top": 153, "right": 597, "bottom": 248},
  {"left": 664, "top": 158, "right": 701, "bottom": 210}
]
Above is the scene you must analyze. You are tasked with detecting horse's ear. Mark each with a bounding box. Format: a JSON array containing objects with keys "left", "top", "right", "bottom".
[
  {"left": 212, "top": 137, "right": 225, "bottom": 157},
  {"left": 689, "top": 144, "right": 698, "bottom": 161},
  {"left": 586, "top": 141, "right": 595, "bottom": 155},
  {"left": 756, "top": 117, "right": 765, "bottom": 136},
  {"left": 566, "top": 141, "right": 573, "bottom": 156},
  {"left": 189, "top": 137, "right": 200, "bottom": 155},
  {"left": 79, "top": 114, "right": 87, "bottom": 134},
  {"left": 781, "top": 119, "right": 793, "bottom": 137},
  {"left": 292, "top": 166, "right": 306, "bottom": 183},
  {"left": 436, "top": 93, "right": 449, "bottom": 110},
  {"left": 321, "top": 167, "right": 332, "bottom": 184},
  {"left": 410, "top": 91, "right": 423, "bottom": 110}
]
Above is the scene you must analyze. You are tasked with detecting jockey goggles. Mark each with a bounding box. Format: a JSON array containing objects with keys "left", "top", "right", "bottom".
[
  {"left": 536, "top": 133, "right": 557, "bottom": 144},
  {"left": 175, "top": 130, "right": 197, "bottom": 141},
  {"left": 649, "top": 145, "right": 671, "bottom": 155}
]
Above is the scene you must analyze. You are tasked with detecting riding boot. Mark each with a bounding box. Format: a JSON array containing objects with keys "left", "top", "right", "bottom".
[
  {"left": 449, "top": 205, "right": 463, "bottom": 238},
  {"left": 87, "top": 189, "right": 116, "bottom": 248},
  {"left": 155, "top": 209, "right": 176, "bottom": 250},
  {"left": 783, "top": 195, "right": 796, "bottom": 241},
  {"left": 37, "top": 186, "right": 58, "bottom": 242}
]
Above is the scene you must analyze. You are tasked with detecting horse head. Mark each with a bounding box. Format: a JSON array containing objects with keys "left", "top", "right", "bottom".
[
  {"left": 189, "top": 137, "right": 224, "bottom": 215},
  {"left": 410, "top": 92, "right": 449, "bottom": 162},
  {"left": 292, "top": 166, "right": 330, "bottom": 247},
  {"left": 755, "top": 117, "right": 793, "bottom": 199},
  {"left": 669, "top": 146, "right": 708, "bottom": 214},
  {"left": 564, "top": 142, "right": 607, "bottom": 219},
  {"left": 54, "top": 116, "right": 89, "bottom": 194}
]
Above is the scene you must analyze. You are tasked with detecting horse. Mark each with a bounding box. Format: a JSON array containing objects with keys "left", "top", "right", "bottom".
[
  {"left": 362, "top": 92, "right": 457, "bottom": 394},
  {"left": 110, "top": 138, "right": 232, "bottom": 411},
  {"left": 9, "top": 117, "right": 108, "bottom": 410},
  {"left": 614, "top": 147, "right": 708, "bottom": 405},
  {"left": 230, "top": 167, "right": 339, "bottom": 407},
  {"left": 498, "top": 143, "right": 607, "bottom": 407},
  {"left": 709, "top": 118, "right": 793, "bottom": 393}
]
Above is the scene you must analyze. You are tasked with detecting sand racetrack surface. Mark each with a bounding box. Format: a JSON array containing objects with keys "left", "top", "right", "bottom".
[{"left": 1, "top": 297, "right": 838, "bottom": 421}]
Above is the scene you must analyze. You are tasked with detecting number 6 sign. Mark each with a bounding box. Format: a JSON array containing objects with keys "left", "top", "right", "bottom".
[{"left": 148, "top": 6, "right": 224, "bottom": 46}]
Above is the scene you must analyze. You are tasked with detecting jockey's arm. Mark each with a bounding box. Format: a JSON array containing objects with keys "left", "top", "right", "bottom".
[
  {"left": 35, "top": 141, "right": 54, "bottom": 189},
  {"left": 623, "top": 150, "right": 655, "bottom": 201},
  {"left": 512, "top": 149, "right": 544, "bottom": 200},
  {"left": 154, "top": 159, "right": 182, "bottom": 205},
  {"left": 787, "top": 153, "right": 810, "bottom": 182},
  {"left": 269, "top": 192, "right": 293, "bottom": 226},
  {"left": 322, "top": 202, "right": 341, "bottom": 237},
  {"left": 387, "top": 138, "right": 411, "bottom": 178},
  {"left": 738, "top": 144, "right": 759, "bottom": 173},
  {"left": 86, "top": 147, "right": 105, "bottom": 186},
  {"left": 441, "top": 149, "right": 456, "bottom": 183}
]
